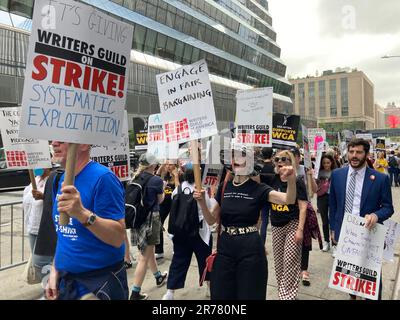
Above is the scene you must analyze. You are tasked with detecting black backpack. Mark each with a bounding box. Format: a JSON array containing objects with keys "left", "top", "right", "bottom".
[
  {"left": 389, "top": 156, "right": 398, "bottom": 168},
  {"left": 168, "top": 185, "right": 200, "bottom": 239},
  {"left": 125, "top": 172, "right": 154, "bottom": 229}
]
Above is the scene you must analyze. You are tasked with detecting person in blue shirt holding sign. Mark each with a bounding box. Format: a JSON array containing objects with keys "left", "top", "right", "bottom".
[{"left": 45, "top": 141, "right": 128, "bottom": 300}]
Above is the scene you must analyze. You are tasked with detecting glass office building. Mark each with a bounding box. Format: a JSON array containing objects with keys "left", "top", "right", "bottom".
[{"left": 0, "top": 0, "right": 292, "bottom": 130}]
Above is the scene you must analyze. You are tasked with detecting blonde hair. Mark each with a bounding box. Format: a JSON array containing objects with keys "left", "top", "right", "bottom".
[
  {"left": 132, "top": 163, "right": 152, "bottom": 180},
  {"left": 276, "top": 150, "right": 297, "bottom": 175}
]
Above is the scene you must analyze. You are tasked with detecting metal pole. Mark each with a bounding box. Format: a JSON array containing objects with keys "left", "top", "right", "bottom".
[{"left": 10, "top": 204, "right": 13, "bottom": 265}]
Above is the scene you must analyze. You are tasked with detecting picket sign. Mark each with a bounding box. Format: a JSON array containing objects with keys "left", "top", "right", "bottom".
[
  {"left": 234, "top": 87, "right": 273, "bottom": 147},
  {"left": 328, "top": 213, "right": 387, "bottom": 300},
  {"left": 156, "top": 60, "right": 218, "bottom": 191},
  {"left": 0, "top": 107, "right": 52, "bottom": 190},
  {"left": 18, "top": 0, "right": 133, "bottom": 225}
]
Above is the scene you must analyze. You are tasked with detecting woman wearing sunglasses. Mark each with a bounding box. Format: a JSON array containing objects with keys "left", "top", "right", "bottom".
[
  {"left": 269, "top": 149, "right": 307, "bottom": 300},
  {"left": 193, "top": 146, "right": 296, "bottom": 300}
]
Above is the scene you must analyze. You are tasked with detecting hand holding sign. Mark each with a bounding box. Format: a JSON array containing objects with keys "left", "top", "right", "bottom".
[
  {"left": 57, "top": 183, "right": 88, "bottom": 223},
  {"left": 364, "top": 213, "right": 379, "bottom": 231}
]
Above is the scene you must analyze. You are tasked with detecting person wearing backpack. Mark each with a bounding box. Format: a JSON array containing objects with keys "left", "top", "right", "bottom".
[
  {"left": 154, "top": 159, "right": 181, "bottom": 260},
  {"left": 129, "top": 153, "right": 168, "bottom": 300},
  {"left": 387, "top": 150, "right": 399, "bottom": 187},
  {"left": 162, "top": 165, "right": 215, "bottom": 300}
]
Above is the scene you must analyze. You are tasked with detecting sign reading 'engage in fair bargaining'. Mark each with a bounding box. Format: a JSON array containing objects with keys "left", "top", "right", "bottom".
[
  {"left": 0, "top": 107, "right": 51, "bottom": 170},
  {"left": 235, "top": 87, "right": 273, "bottom": 147},
  {"left": 156, "top": 60, "right": 218, "bottom": 144},
  {"left": 329, "top": 213, "right": 387, "bottom": 300},
  {"left": 90, "top": 111, "right": 130, "bottom": 181},
  {"left": 19, "top": 0, "right": 133, "bottom": 146}
]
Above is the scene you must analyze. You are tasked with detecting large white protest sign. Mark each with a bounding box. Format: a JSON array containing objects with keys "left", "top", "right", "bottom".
[
  {"left": 0, "top": 107, "right": 51, "bottom": 169},
  {"left": 90, "top": 111, "right": 130, "bottom": 181},
  {"left": 235, "top": 87, "right": 273, "bottom": 147},
  {"left": 329, "top": 213, "right": 387, "bottom": 300},
  {"left": 156, "top": 60, "right": 217, "bottom": 144},
  {"left": 147, "top": 113, "right": 178, "bottom": 161},
  {"left": 383, "top": 219, "right": 400, "bottom": 262},
  {"left": 19, "top": 0, "right": 133, "bottom": 145}
]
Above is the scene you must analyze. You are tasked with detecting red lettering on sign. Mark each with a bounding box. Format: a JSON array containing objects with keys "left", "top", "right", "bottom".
[
  {"left": 31, "top": 54, "right": 124, "bottom": 98},
  {"left": 237, "top": 133, "right": 269, "bottom": 144},
  {"left": 110, "top": 165, "right": 128, "bottom": 179}
]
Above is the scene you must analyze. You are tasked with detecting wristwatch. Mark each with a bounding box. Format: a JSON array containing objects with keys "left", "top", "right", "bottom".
[{"left": 83, "top": 212, "right": 97, "bottom": 227}]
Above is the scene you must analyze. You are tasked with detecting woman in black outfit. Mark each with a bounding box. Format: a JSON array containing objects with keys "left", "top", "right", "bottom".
[
  {"left": 194, "top": 146, "right": 297, "bottom": 300},
  {"left": 155, "top": 160, "right": 180, "bottom": 259}
]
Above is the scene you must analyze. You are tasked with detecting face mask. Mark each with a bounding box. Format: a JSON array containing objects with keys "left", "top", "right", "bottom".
[
  {"left": 33, "top": 168, "right": 44, "bottom": 176},
  {"left": 185, "top": 162, "right": 193, "bottom": 170}
]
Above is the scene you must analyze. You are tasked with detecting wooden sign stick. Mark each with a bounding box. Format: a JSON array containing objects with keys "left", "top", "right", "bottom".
[
  {"left": 190, "top": 140, "right": 202, "bottom": 191},
  {"left": 306, "top": 172, "right": 314, "bottom": 200},
  {"left": 59, "top": 143, "right": 78, "bottom": 226},
  {"left": 28, "top": 170, "right": 37, "bottom": 191}
]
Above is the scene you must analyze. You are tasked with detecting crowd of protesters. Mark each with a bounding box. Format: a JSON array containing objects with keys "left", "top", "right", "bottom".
[{"left": 21, "top": 137, "right": 395, "bottom": 300}]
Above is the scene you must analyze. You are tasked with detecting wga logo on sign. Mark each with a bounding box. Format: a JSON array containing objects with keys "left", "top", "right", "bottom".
[{"left": 282, "top": 115, "right": 289, "bottom": 126}]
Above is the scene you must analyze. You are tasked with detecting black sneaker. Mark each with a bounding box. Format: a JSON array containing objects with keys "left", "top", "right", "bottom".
[
  {"left": 156, "top": 271, "right": 168, "bottom": 287},
  {"left": 129, "top": 291, "right": 148, "bottom": 300}
]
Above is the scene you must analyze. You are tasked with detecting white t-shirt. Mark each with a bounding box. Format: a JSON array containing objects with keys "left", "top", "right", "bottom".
[
  {"left": 23, "top": 176, "right": 47, "bottom": 235},
  {"left": 171, "top": 181, "right": 215, "bottom": 245}
]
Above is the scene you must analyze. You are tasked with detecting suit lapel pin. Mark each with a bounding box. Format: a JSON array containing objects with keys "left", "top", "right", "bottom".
[{"left": 370, "top": 175, "right": 375, "bottom": 181}]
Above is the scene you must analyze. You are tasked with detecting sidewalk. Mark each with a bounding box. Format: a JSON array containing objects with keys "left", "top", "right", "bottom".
[{"left": 1, "top": 188, "right": 399, "bottom": 300}]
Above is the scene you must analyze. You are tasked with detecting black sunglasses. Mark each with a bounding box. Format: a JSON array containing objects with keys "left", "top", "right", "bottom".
[{"left": 274, "top": 156, "right": 291, "bottom": 162}]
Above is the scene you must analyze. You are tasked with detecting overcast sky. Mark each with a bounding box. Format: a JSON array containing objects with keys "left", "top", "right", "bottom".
[{"left": 268, "top": 0, "right": 400, "bottom": 107}]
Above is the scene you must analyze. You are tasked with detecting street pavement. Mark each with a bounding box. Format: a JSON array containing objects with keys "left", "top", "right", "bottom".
[{"left": 0, "top": 187, "right": 399, "bottom": 300}]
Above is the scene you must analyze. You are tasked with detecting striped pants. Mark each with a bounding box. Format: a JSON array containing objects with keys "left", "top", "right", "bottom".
[{"left": 271, "top": 219, "right": 302, "bottom": 300}]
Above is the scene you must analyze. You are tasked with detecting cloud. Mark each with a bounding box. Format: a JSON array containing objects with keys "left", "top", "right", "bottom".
[{"left": 269, "top": 0, "right": 400, "bottom": 106}]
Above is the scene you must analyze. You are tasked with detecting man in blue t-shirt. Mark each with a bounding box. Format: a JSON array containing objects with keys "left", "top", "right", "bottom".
[{"left": 45, "top": 141, "right": 128, "bottom": 300}]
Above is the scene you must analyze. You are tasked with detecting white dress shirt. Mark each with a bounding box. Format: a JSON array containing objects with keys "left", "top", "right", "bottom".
[
  {"left": 23, "top": 176, "right": 47, "bottom": 235},
  {"left": 346, "top": 165, "right": 367, "bottom": 216}
]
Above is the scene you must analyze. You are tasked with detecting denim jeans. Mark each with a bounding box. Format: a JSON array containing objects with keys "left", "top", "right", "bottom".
[{"left": 28, "top": 233, "right": 53, "bottom": 282}]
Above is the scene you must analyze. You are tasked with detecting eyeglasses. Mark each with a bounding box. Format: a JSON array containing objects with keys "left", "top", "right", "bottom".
[{"left": 274, "top": 156, "right": 291, "bottom": 163}]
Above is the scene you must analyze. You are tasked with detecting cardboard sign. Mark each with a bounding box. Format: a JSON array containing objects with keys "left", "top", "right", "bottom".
[
  {"left": 234, "top": 87, "right": 273, "bottom": 147},
  {"left": 156, "top": 59, "right": 217, "bottom": 144},
  {"left": 202, "top": 164, "right": 223, "bottom": 189},
  {"left": 19, "top": 0, "right": 133, "bottom": 145},
  {"left": 272, "top": 113, "right": 300, "bottom": 149},
  {"left": 302, "top": 125, "right": 312, "bottom": 169},
  {"left": 147, "top": 113, "right": 178, "bottom": 161},
  {"left": 313, "top": 142, "right": 325, "bottom": 179},
  {"left": 308, "top": 128, "right": 326, "bottom": 155},
  {"left": 375, "top": 138, "right": 386, "bottom": 152},
  {"left": 355, "top": 133, "right": 373, "bottom": 153},
  {"left": 383, "top": 219, "right": 400, "bottom": 262},
  {"left": 90, "top": 111, "right": 130, "bottom": 181},
  {"left": 0, "top": 107, "right": 51, "bottom": 169},
  {"left": 132, "top": 117, "right": 148, "bottom": 150},
  {"left": 329, "top": 213, "right": 387, "bottom": 300}
]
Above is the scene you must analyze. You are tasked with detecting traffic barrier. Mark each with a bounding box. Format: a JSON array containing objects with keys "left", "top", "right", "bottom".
[{"left": 0, "top": 200, "right": 29, "bottom": 271}]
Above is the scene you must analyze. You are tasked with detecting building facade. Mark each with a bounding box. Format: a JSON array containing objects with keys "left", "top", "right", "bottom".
[
  {"left": 290, "top": 69, "right": 376, "bottom": 131},
  {"left": 0, "top": 0, "right": 293, "bottom": 132},
  {"left": 375, "top": 103, "right": 386, "bottom": 129}
]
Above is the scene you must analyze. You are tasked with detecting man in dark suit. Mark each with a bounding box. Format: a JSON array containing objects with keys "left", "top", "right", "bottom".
[{"left": 329, "top": 138, "right": 394, "bottom": 299}]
